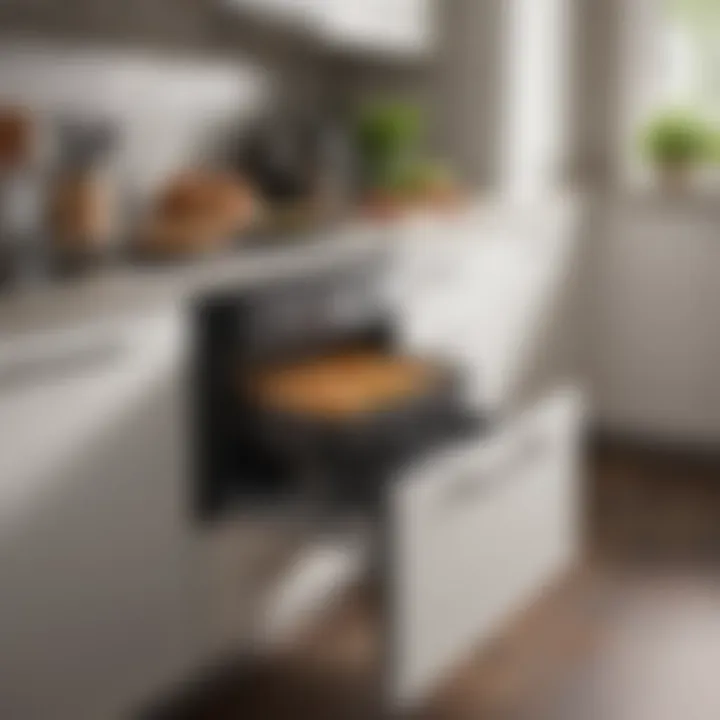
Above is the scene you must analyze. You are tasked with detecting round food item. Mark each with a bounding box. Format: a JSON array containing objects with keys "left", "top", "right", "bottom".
[
  {"left": 140, "top": 170, "right": 258, "bottom": 256},
  {"left": 157, "top": 170, "right": 255, "bottom": 226}
]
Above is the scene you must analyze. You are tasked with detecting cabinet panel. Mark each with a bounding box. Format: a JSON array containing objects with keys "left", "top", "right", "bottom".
[
  {"left": 0, "top": 317, "right": 199, "bottom": 719},
  {"left": 392, "top": 210, "right": 577, "bottom": 411},
  {"left": 389, "top": 388, "right": 581, "bottom": 708},
  {"left": 227, "top": 0, "right": 433, "bottom": 56},
  {"left": 595, "top": 210, "right": 720, "bottom": 438},
  {"left": 319, "top": 0, "right": 431, "bottom": 55}
]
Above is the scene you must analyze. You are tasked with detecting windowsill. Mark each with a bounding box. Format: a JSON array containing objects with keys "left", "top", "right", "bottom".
[
  {"left": 595, "top": 188, "right": 720, "bottom": 222},
  {"left": 594, "top": 170, "right": 720, "bottom": 213}
]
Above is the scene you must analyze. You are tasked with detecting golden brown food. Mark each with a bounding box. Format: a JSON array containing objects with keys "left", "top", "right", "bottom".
[
  {"left": 247, "top": 352, "right": 440, "bottom": 420},
  {"left": 157, "top": 171, "right": 253, "bottom": 221},
  {"left": 140, "top": 170, "right": 256, "bottom": 257}
]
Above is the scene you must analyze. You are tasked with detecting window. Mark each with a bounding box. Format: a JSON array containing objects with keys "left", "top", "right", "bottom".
[
  {"left": 658, "top": 0, "right": 720, "bottom": 115},
  {"left": 621, "top": 0, "right": 720, "bottom": 182}
]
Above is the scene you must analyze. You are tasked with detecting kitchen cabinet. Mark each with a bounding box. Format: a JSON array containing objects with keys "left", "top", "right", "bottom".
[
  {"left": 317, "top": 0, "right": 433, "bottom": 57},
  {"left": 389, "top": 198, "right": 582, "bottom": 414},
  {"left": 0, "top": 316, "right": 204, "bottom": 720},
  {"left": 381, "top": 200, "right": 584, "bottom": 705},
  {"left": 591, "top": 200, "right": 720, "bottom": 441},
  {"left": 390, "top": 387, "right": 582, "bottom": 706},
  {"left": 0, "top": 200, "right": 583, "bottom": 717},
  {"left": 224, "top": 0, "right": 434, "bottom": 58}
]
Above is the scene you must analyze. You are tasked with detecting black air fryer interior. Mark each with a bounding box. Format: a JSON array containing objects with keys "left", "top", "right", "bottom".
[{"left": 194, "top": 260, "right": 481, "bottom": 520}]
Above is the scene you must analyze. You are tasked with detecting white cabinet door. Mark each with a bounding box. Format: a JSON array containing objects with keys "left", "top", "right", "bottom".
[
  {"left": 392, "top": 202, "right": 580, "bottom": 412},
  {"left": 224, "top": 0, "right": 432, "bottom": 55},
  {"left": 318, "top": 0, "right": 432, "bottom": 56},
  {"left": 594, "top": 210, "right": 720, "bottom": 439},
  {"left": 0, "top": 316, "right": 202, "bottom": 720},
  {"left": 388, "top": 388, "right": 582, "bottom": 709}
]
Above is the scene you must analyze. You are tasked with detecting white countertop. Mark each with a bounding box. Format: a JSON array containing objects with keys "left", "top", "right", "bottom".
[
  {"left": 0, "top": 194, "right": 580, "bottom": 341},
  {"left": 0, "top": 223, "right": 390, "bottom": 341}
]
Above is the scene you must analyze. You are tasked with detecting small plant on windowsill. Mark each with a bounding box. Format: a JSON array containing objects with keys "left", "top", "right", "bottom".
[{"left": 640, "top": 110, "right": 715, "bottom": 191}]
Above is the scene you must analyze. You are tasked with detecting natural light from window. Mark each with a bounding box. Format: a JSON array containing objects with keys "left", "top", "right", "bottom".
[{"left": 660, "top": 0, "right": 720, "bottom": 115}]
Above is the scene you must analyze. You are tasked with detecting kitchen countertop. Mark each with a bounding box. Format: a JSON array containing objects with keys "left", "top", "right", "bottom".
[
  {"left": 0, "top": 223, "right": 390, "bottom": 341},
  {"left": 0, "top": 193, "right": 582, "bottom": 518},
  {"left": 0, "top": 193, "right": 581, "bottom": 344}
]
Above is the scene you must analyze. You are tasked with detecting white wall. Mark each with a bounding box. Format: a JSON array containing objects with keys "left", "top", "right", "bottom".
[{"left": 502, "top": 0, "right": 571, "bottom": 199}]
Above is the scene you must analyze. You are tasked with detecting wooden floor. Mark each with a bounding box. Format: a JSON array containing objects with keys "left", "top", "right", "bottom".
[{"left": 148, "top": 443, "right": 720, "bottom": 720}]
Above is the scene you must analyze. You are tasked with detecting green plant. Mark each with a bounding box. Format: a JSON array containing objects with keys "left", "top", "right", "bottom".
[
  {"left": 404, "top": 160, "right": 454, "bottom": 194},
  {"left": 640, "top": 110, "right": 713, "bottom": 167},
  {"left": 355, "top": 102, "right": 423, "bottom": 191},
  {"left": 708, "top": 126, "right": 720, "bottom": 163}
]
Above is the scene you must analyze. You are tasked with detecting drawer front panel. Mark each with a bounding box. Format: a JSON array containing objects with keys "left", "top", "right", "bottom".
[{"left": 388, "top": 388, "right": 582, "bottom": 708}]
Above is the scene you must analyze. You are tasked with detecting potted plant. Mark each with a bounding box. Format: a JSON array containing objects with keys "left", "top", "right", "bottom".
[
  {"left": 403, "top": 160, "right": 465, "bottom": 210},
  {"left": 355, "top": 101, "right": 423, "bottom": 217},
  {"left": 640, "top": 110, "right": 712, "bottom": 190}
]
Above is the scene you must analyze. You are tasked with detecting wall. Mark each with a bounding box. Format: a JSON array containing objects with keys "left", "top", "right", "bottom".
[
  {"left": 566, "top": 0, "right": 660, "bottom": 188},
  {"left": 0, "top": 0, "right": 628, "bottom": 197},
  {"left": 332, "top": 0, "right": 511, "bottom": 189},
  {"left": 432, "top": 0, "right": 508, "bottom": 188}
]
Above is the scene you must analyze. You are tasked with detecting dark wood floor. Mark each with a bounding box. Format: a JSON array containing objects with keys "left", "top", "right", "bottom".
[{"left": 148, "top": 442, "right": 720, "bottom": 720}]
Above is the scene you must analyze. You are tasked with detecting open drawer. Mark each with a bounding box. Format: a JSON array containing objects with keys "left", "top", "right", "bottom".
[
  {"left": 387, "top": 386, "right": 583, "bottom": 708},
  {"left": 195, "top": 387, "right": 583, "bottom": 717}
]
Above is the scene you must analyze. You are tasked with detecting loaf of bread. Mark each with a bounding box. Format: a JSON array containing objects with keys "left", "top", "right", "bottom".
[{"left": 141, "top": 170, "right": 256, "bottom": 256}]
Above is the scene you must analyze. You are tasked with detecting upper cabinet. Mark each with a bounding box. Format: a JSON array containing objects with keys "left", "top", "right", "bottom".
[
  {"left": 234, "top": 0, "right": 314, "bottom": 25},
  {"left": 316, "top": 0, "right": 434, "bottom": 57},
  {"left": 224, "top": 0, "right": 434, "bottom": 59}
]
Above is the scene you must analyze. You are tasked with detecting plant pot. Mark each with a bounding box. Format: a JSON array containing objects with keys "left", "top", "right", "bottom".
[
  {"left": 656, "top": 162, "right": 695, "bottom": 193},
  {"left": 422, "top": 186, "right": 468, "bottom": 213},
  {"left": 360, "top": 190, "right": 408, "bottom": 221}
]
